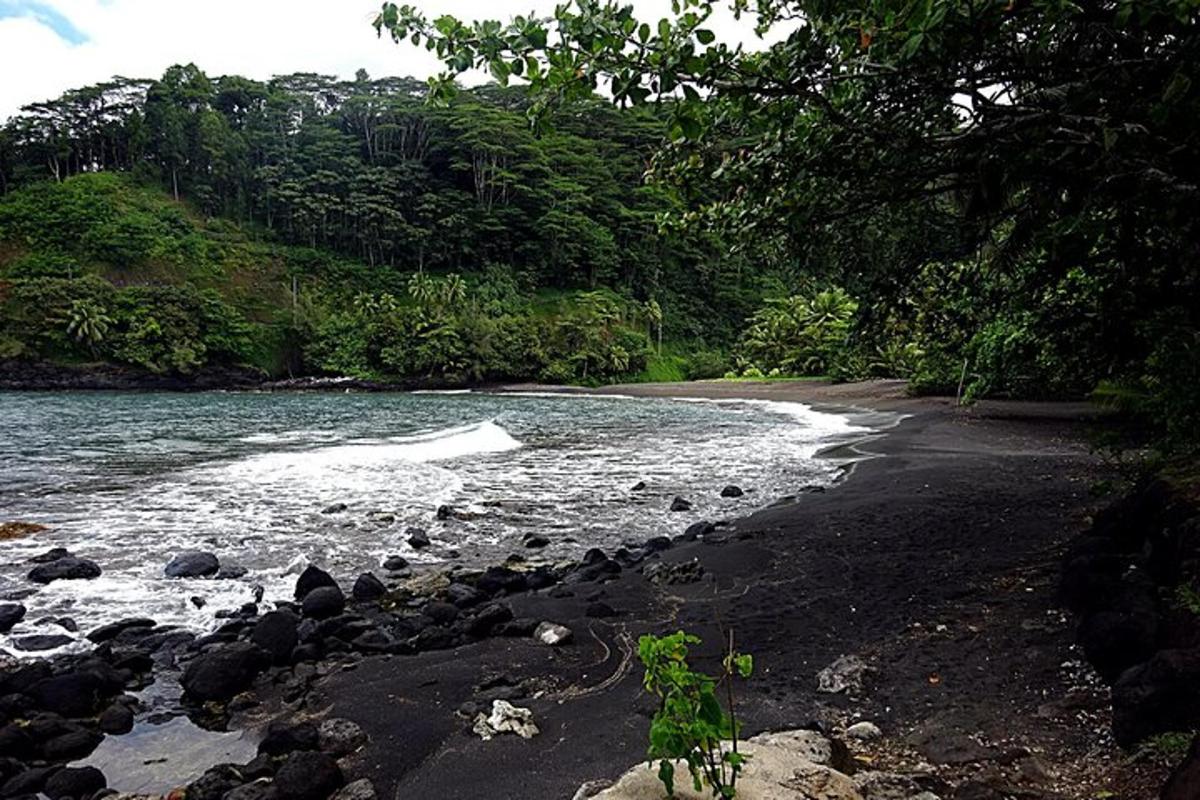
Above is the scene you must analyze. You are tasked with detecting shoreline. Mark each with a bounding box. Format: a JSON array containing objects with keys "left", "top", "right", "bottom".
[{"left": 0, "top": 381, "right": 1159, "bottom": 799}]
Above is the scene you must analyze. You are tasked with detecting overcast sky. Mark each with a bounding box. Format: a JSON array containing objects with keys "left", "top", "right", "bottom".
[{"left": 0, "top": 0, "right": 771, "bottom": 121}]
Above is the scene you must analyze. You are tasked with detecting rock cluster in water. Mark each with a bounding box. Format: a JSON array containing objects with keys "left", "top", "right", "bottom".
[{"left": 0, "top": 511, "right": 737, "bottom": 800}]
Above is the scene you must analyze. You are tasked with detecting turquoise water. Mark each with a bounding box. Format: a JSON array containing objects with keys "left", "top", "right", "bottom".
[{"left": 0, "top": 390, "right": 865, "bottom": 651}]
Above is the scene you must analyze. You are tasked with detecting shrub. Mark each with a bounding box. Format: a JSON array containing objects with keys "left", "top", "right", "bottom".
[{"left": 638, "top": 631, "right": 753, "bottom": 799}]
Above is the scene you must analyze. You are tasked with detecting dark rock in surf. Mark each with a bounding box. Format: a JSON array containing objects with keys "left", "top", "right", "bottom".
[
  {"left": 721, "top": 485, "right": 745, "bottom": 498},
  {"left": 679, "top": 520, "right": 716, "bottom": 541},
  {"left": 181, "top": 642, "right": 270, "bottom": 702},
  {"left": 435, "top": 505, "right": 454, "bottom": 521},
  {"left": 382, "top": 555, "right": 409, "bottom": 571},
  {"left": 301, "top": 586, "right": 345, "bottom": 620},
  {"left": 0, "top": 603, "right": 25, "bottom": 633},
  {"left": 631, "top": 481, "right": 646, "bottom": 491},
  {"left": 352, "top": 573, "right": 387, "bottom": 602},
  {"left": 217, "top": 563, "right": 249, "bottom": 579},
  {"left": 669, "top": 496, "right": 692, "bottom": 512},
  {"left": 252, "top": 611, "right": 299, "bottom": 664},
  {"left": 27, "top": 556, "right": 101, "bottom": 584},
  {"left": 165, "top": 550, "right": 220, "bottom": 578},
  {"left": 86, "top": 617, "right": 155, "bottom": 644},
  {"left": 28, "top": 547, "right": 70, "bottom": 563},
  {"left": 643, "top": 536, "right": 672, "bottom": 553},
  {"left": 581, "top": 548, "right": 607, "bottom": 566},
  {"left": 322, "top": 502, "right": 348, "bottom": 514},
  {"left": 12, "top": 634, "right": 73, "bottom": 651},
  {"left": 407, "top": 527, "right": 432, "bottom": 548},
  {"left": 523, "top": 534, "right": 550, "bottom": 549},
  {"left": 294, "top": 565, "right": 337, "bottom": 600}
]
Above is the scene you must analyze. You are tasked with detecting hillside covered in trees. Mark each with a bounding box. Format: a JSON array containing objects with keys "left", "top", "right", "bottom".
[{"left": 0, "top": 68, "right": 783, "bottom": 384}]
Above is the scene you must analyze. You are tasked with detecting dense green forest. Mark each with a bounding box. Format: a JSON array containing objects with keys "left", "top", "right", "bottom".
[
  {"left": 0, "top": 70, "right": 784, "bottom": 384},
  {"left": 373, "top": 0, "right": 1199, "bottom": 444},
  {"left": 2, "top": 0, "right": 1198, "bottom": 445}
]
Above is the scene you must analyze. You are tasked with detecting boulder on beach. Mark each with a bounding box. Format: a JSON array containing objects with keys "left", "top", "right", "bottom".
[
  {"left": 721, "top": 485, "right": 745, "bottom": 498},
  {"left": 181, "top": 641, "right": 271, "bottom": 702},
  {"left": 669, "top": 496, "right": 693, "bottom": 512},
  {"left": 589, "top": 729, "right": 862, "bottom": 800},
  {"left": 86, "top": 617, "right": 156, "bottom": 644},
  {"left": 294, "top": 564, "right": 338, "bottom": 600},
  {"left": 12, "top": 633, "right": 74, "bottom": 651},
  {"left": 302, "top": 586, "right": 346, "bottom": 619},
  {"left": 274, "top": 751, "right": 344, "bottom": 800},
  {"left": 43, "top": 766, "right": 106, "bottom": 799},
  {"left": 28, "top": 671, "right": 110, "bottom": 717},
  {"left": 259, "top": 720, "right": 320, "bottom": 757},
  {"left": 352, "top": 572, "right": 387, "bottom": 602},
  {"left": 251, "top": 610, "right": 300, "bottom": 664},
  {"left": 382, "top": 555, "right": 409, "bottom": 571},
  {"left": 408, "top": 527, "right": 432, "bottom": 548},
  {"left": 0, "top": 603, "right": 26, "bottom": 633},
  {"left": 322, "top": 502, "right": 349, "bottom": 514},
  {"left": 318, "top": 717, "right": 368, "bottom": 756},
  {"left": 1111, "top": 647, "right": 1200, "bottom": 747},
  {"left": 165, "top": 550, "right": 220, "bottom": 578},
  {"left": 27, "top": 555, "right": 101, "bottom": 584}
]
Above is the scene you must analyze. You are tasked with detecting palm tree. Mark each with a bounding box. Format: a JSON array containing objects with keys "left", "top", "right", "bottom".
[{"left": 65, "top": 300, "right": 114, "bottom": 358}]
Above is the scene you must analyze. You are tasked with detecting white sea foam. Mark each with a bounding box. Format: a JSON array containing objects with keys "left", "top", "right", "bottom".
[{"left": 0, "top": 393, "right": 887, "bottom": 655}]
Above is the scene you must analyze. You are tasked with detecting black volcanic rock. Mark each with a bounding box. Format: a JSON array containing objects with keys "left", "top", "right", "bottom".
[
  {"left": 28, "top": 556, "right": 101, "bottom": 584},
  {"left": 294, "top": 565, "right": 337, "bottom": 600},
  {"left": 181, "top": 642, "right": 270, "bottom": 702},
  {"left": 165, "top": 550, "right": 220, "bottom": 578}
]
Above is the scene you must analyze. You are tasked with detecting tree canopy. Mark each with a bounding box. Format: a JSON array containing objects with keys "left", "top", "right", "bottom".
[{"left": 377, "top": 0, "right": 1200, "bottom": 441}]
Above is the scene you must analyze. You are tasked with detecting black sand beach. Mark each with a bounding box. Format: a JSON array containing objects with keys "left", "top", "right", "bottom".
[{"left": 289, "top": 380, "right": 1152, "bottom": 798}]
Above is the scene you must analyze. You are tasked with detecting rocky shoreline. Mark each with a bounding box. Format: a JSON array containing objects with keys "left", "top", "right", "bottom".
[
  {"left": 2, "top": 385, "right": 1194, "bottom": 799},
  {"left": 0, "top": 360, "right": 452, "bottom": 393},
  {"left": 0, "top": 518, "right": 775, "bottom": 800}
]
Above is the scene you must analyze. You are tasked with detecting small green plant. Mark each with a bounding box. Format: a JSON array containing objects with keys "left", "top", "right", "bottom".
[
  {"left": 1132, "top": 730, "right": 1195, "bottom": 767},
  {"left": 637, "top": 631, "right": 753, "bottom": 799},
  {"left": 1175, "top": 582, "right": 1200, "bottom": 616}
]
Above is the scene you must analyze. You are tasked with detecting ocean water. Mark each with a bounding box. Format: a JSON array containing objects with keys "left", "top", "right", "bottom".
[{"left": 0, "top": 390, "right": 868, "bottom": 653}]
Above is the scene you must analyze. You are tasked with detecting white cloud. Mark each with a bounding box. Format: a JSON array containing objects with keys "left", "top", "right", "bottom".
[{"left": 0, "top": 0, "right": 777, "bottom": 121}]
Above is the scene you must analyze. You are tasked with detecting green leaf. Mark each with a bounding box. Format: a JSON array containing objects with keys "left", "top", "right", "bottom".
[
  {"left": 657, "top": 759, "right": 675, "bottom": 795},
  {"left": 696, "top": 28, "right": 715, "bottom": 44}
]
